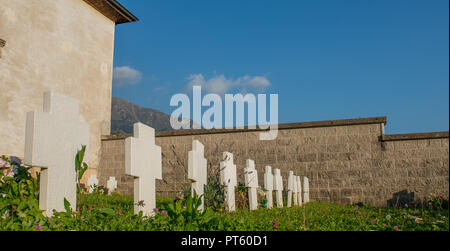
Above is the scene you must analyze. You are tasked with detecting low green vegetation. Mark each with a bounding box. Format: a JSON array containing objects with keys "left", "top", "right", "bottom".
[
  {"left": 2, "top": 191, "right": 448, "bottom": 231},
  {"left": 1, "top": 153, "right": 448, "bottom": 231},
  {"left": 73, "top": 193, "right": 450, "bottom": 231}
]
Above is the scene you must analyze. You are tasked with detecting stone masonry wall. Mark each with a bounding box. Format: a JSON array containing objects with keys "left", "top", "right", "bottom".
[{"left": 99, "top": 117, "right": 449, "bottom": 207}]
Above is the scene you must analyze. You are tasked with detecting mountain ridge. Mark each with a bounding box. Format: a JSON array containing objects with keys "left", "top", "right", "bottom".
[{"left": 111, "top": 96, "right": 174, "bottom": 134}]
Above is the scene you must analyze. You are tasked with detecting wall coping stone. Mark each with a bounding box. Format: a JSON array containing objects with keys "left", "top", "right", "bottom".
[
  {"left": 102, "top": 116, "right": 387, "bottom": 141},
  {"left": 382, "top": 131, "right": 449, "bottom": 142}
]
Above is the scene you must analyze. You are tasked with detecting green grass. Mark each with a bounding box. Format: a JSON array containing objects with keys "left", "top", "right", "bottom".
[
  {"left": 78, "top": 193, "right": 175, "bottom": 214},
  {"left": 73, "top": 194, "right": 449, "bottom": 231},
  {"left": 2, "top": 192, "right": 447, "bottom": 231},
  {"left": 222, "top": 202, "right": 448, "bottom": 231},
  {"left": 2, "top": 156, "right": 447, "bottom": 231}
]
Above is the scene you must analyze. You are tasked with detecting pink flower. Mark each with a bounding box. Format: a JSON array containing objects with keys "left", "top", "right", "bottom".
[
  {"left": 272, "top": 220, "right": 278, "bottom": 229},
  {"left": 88, "top": 206, "right": 93, "bottom": 211},
  {"left": 138, "top": 200, "right": 144, "bottom": 205},
  {"left": 370, "top": 219, "right": 375, "bottom": 223},
  {"left": 49, "top": 218, "right": 53, "bottom": 222},
  {"left": 161, "top": 210, "right": 168, "bottom": 216},
  {"left": 35, "top": 225, "right": 42, "bottom": 231},
  {"left": 393, "top": 226, "right": 399, "bottom": 231},
  {"left": 2, "top": 168, "right": 14, "bottom": 178},
  {"left": 404, "top": 203, "right": 408, "bottom": 208},
  {"left": 0, "top": 159, "right": 9, "bottom": 168},
  {"left": 153, "top": 208, "right": 159, "bottom": 212}
]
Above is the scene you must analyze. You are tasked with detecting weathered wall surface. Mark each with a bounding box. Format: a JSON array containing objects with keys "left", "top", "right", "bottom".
[
  {"left": 99, "top": 117, "right": 449, "bottom": 207},
  {"left": 99, "top": 137, "right": 133, "bottom": 195},
  {"left": 379, "top": 134, "right": 449, "bottom": 206},
  {"left": 0, "top": 0, "right": 115, "bottom": 181}
]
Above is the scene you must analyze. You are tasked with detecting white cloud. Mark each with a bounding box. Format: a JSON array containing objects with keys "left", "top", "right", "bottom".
[
  {"left": 112, "top": 66, "right": 143, "bottom": 86},
  {"left": 186, "top": 73, "right": 271, "bottom": 94}
]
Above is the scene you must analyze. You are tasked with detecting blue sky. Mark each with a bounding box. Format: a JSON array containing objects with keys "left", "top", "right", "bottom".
[{"left": 112, "top": 0, "right": 449, "bottom": 134}]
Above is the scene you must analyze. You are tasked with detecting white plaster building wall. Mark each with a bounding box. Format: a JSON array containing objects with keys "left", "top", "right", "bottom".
[{"left": 0, "top": 0, "right": 116, "bottom": 182}]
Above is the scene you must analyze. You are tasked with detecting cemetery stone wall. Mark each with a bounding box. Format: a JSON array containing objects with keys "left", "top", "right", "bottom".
[{"left": 99, "top": 117, "right": 449, "bottom": 206}]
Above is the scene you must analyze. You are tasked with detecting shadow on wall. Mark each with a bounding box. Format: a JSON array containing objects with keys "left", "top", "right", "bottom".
[{"left": 387, "top": 190, "right": 415, "bottom": 208}]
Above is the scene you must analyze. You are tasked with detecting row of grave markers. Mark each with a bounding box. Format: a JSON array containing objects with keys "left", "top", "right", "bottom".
[
  {"left": 216, "top": 151, "right": 310, "bottom": 212},
  {"left": 87, "top": 175, "right": 118, "bottom": 195},
  {"left": 126, "top": 123, "right": 311, "bottom": 215},
  {"left": 24, "top": 91, "right": 309, "bottom": 216}
]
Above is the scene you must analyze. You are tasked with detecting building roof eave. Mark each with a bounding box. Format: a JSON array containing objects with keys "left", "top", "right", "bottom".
[{"left": 83, "top": 0, "right": 139, "bottom": 25}]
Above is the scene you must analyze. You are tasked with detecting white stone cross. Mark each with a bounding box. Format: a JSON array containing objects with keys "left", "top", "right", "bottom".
[
  {"left": 24, "top": 91, "right": 90, "bottom": 216},
  {"left": 296, "top": 176, "right": 303, "bottom": 206},
  {"left": 107, "top": 176, "right": 118, "bottom": 195},
  {"left": 273, "top": 168, "right": 284, "bottom": 208},
  {"left": 303, "top": 176, "right": 310, "bottom": 203},
  {"left": 263, "top": 166, "right": 274, "bottom": 209},
  {"left": 287, "top": 171, "right": 295, "bottom": 207},
  {"left": 188, "top": 140, "right": 207, "bottom": 212},
  {"left": 87, "top": 174, "right": 99, "bottom": 193},
  {"left": 292, "top": 175, "right": 298, "bottom": 206},
  {"left": 244, "top": 159, "right": 259, "bottom": 211},
  {"left": 220, "top": 152, "right": 237, "bottom": 212},
  {"left": 125, "top": 123, "right": 162, "bottom": 216}
]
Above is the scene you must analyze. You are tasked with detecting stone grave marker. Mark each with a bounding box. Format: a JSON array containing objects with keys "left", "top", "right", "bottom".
[
  {"left": 287, "top": 171, "right": 295, "bottom": 207},
  {"left": 125, "top": 123, "right": 162, "bottom": 216},
  {"left": 87, "top": 174, "right": 99, "bottom": 193},
  {"left": 273, "top": 168, "right": 284, "bottom": 208},
  {"left": 107, "top": 176, "right": 118, "bottom": 194},
  {"left": 188, "top": 140, "right": 207, "bottom": 212},
  {"left": 297, "top": 176, "right": 303, "bottom": 206},
  {"left": 244, "top": 159, "right": 259, "bottom": 210},
  {"left": 292, "top": 175, "right": 298, "bottom": 206},
  {"left": 263, "top": 166, "right": 274, "bottom": 209},
  {"left": 220, "top": 152, "right": 237, "bottom": 212},
  {"left": 303, "top": 176, "right": 310, "bottom": 203},
  {"left": 24, "top": 91, "right": 90, "bottom": 216}
]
